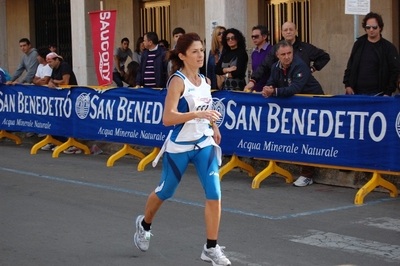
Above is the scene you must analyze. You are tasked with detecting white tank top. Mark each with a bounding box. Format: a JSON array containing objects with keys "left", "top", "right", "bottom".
[{"left": 167, "top": 70, "right": 214, "bottom": 143}]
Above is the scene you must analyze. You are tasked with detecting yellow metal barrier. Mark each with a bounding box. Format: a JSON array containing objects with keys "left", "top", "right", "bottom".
[
  {"left": 31, "top": 135, "right": 63, "bottom": 154},
  {"left": 219, "top": 154, "right": 256, "bottom": 181},
  {"left": 138, "top": 147, "right": 160, "bottom": 171},
  {"left": 52, "top": 137, "right": 90, "bottom": 158},
  {"left": 0, "top": 130, "right": 21, "bottom": 144},
  {"left": 107, "top": 144, "right": 145, "bottom": 167}
]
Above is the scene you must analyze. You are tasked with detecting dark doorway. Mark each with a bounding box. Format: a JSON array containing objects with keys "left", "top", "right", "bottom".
[{"left": 34, "top": 0, "right": 72, "bottom": 66}]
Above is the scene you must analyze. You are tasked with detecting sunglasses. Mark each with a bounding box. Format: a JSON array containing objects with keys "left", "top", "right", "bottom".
[
  {"left": 365, "top": 25, "right": 378, "bottom": 30},
  {"left": 226, "top": 36, "right": 236, "bottom": 41},
  {"left": 218, "top": 31, "right": 225, "bottom": 36},
  {"left": 251, "top": 35, "right": 260, "bottom": 39}
]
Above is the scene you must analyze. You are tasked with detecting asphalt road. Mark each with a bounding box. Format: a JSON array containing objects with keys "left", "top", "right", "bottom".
[{"left": 1, "top": 140, "right": 399, "bottom": 266}]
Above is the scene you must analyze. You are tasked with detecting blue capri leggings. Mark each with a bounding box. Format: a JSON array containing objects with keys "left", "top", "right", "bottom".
[{"left": 155, "top": 145, "right": 221, "bottom": 201}]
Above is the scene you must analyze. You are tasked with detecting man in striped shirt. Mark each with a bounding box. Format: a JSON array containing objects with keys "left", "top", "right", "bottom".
[{"left": 136, "top": 32, "right": 168, "bottom": 88}]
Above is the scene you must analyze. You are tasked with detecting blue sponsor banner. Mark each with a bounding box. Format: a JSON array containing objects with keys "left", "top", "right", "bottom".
[
  {"left": 213, "top": 90, "right": 400, "bottom": 172},
  {"left": 1, "top": 84, "right": 400, "bottom": 172}
]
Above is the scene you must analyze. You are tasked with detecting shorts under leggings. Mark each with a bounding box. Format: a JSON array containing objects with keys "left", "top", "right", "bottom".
[{"left": 155, "top": 145, "right": 221, "bottom": 201}]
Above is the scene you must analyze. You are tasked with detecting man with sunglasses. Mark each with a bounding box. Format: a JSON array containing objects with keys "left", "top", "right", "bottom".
[
  {"left": 343, "top": 12, "right": 399, "bottom": 96},
  {"left": 248, "top": 25, "right": 273, "bottom": 92},
  {"left": 244, "top": 22, "right": 330, "bottom": 92}
]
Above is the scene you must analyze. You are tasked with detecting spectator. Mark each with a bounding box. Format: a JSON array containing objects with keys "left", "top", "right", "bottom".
[
  {"left": 134, "top": 32, "right": 231, "bottom": 266},
  {"left": 0, "top": 62, "right": 11, "bottom": 84},
  {"left": 113, "top": 37, "right": 133, "bottom": 87},
  {"left": 158, "top": 39, "right": 170, "bottom": 50},
  {"left": 215, "top": 28, "right": 248, "bottom": 90},
  {"left": 207, "top": 25, "right": 226, "bottom": 89},
  {"left": 343, "top": 12, "right": 400, "bottom": 96},
  {"left": 262, "top": 40, "right": 324, "bottom": 187},
  {"left": 123, "top": 61, "right": 140, "bottom": 87},
  {"left": 6, "top": 38, "right": 39, "bottom": 85},
  {"left": 133, "top": 37, "right": 144, "bottom": 65},
  {"left": 171, "top": 27, "right": 185, "bottom": 49},
  {"left": 32, "top": 47, "right": 52, "bottom": 86},
  {"left": 247, "top": 25, "right": 273, "bottom": 92},
  {"left": 136, "top": 32, "right": 168, "bottom": 88},
  {"left": 245, "top": 22, "right": 330, "bottom": 91},
  {"left": 167, "top": 27, "right": 186, "bottom": 76},
  {"left": 46, "top": 52, "right": 77, "bottom": 88},
  {"left": 49, "top": 43, "right": 57, "bottom": 53},
  {"left": 43, "top": 52, "right": 79, "bottom": 154}
]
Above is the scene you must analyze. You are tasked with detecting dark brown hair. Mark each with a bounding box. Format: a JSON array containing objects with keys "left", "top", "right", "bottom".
[{"left": 166, "top": 32, "right": 203, "bottom": 75}]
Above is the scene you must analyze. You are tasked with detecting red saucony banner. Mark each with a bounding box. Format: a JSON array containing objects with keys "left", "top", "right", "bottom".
[{"left": 89, "top": 10, "right": 117, "bottom": 86}]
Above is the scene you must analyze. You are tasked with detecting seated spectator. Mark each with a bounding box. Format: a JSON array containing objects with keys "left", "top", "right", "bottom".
[
  {"left": 124, "top": 61, "right": 140, "bottom": 87},
  {"left": 113, "top": 37, "right": 133, "bottom": 87},
  {"left": 6, "top": 38, "right": 39, "bottom": 85},
  {"left": 43, "top": 52, "right": 80, "bottom": 154},
  {"left": 0, "top": 62, "right": 11, "bottom": 83},
  {"left": 32, "top": 47, "right": 52, "bottom": 86}
]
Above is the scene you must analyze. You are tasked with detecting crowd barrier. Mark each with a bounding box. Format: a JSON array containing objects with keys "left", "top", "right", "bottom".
[{"left": 1, "top": 84, "right": 399, "bottom": 204}]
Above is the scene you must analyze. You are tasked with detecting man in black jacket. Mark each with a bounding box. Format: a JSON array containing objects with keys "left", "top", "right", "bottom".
[
  {"left": 245, "top": 21, "right": 330, "bottom": 91},
  {"left": 343, "top": 12, "right": 399, "bottom": 96},
  {"left": 262, "top": 40, "right": 323, "bottom": 187}
]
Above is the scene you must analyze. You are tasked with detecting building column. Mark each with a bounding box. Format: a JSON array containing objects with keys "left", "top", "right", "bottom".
[
  {"left": 0, "top": 0, "right": 7, "bottom": 69},
  {"left": 204, "top": 0, "right": 247, "bottom": 54}
]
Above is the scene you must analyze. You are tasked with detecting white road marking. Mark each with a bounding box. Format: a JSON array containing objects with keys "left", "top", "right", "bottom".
[
  {"left": 356, "top": 217, "right": 400, "bottom": 232},
  {"left": 290, "top": 230, "right": 400, "bottom": 262}
]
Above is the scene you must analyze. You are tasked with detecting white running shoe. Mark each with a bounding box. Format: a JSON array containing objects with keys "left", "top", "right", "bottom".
[
  {"left": 293, "top": 176, "right": 313, "bottom": 187},
  {"left": 134, "top": 215, "right": 152, "bottom": 252},
  {"left": 41, "top": 143, "right": 56, "bottom": 151},
  {"left": 201, "top": 244, "right": 231, "bottom": 266},
  {"left": 63, "top": 146, "right": 82, "bottom": 154}
]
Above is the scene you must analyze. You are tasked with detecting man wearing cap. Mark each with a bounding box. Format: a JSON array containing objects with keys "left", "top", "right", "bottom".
[
  {"left": 6, "top": 38, "right": 39, "bottom": 85},
  {"left": 46, "top": 52, "right": 77, "bottom": 88}
]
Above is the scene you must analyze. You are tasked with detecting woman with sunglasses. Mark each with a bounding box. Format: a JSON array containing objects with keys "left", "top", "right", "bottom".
[
  {"left": 215, "top": 28, "right": 248, "bottom": 90},
  {"left": 207, "top": 26, "right": 226, "bottom": 89}
]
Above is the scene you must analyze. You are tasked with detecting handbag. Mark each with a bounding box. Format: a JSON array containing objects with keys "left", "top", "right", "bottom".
[{"left": 219, "top": 56, "right": 245, "bottom": 90}]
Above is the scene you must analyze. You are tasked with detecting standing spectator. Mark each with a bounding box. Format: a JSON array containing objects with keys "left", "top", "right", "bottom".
[
  {"left": 244, "top": 22, "right": 330, "bottom": 91},
  {"left": 171, "top": 27, "right": 186, "bottom": 49},
  {"left": 207, "top": 26, "right": 226, "bottom": 89},
  {"left": 134, "top": 32, "right": 231, "bottom": 266},
  {"left": 133, "top": 37, "right": 144, "bottom": 66},
  {"left": 167, "top": 27, "right": 186, "bottom": 76},
  {"left": 113, "top": 37, "right": 133, "bottom": 87},
  {"left": 158, "top": 39, "right": 170, "bottom": 50},
  {"left": 49, "top": 43, "right": 57, "bottom": 53},
  {"left": 215, "top": 28, "right": 248, "bottom": 90},
  {"left": 6, "top": 38, "right": 39, "bottom": 85},
  {"left": 0, "top": 62, "right": 11, "bottom": 83},
  {"left": 248, "top": 25, "right": 273, "bottom": 92},
  {"left": 262, "top": 40, "right": 324, "bottom": 187},
  {"left": 343, "top": 12, "right": 400, "bottom": 96},
  {"left": 136, "top": 32, "right": 168, "bottom": 88},
  {"left": 32, "top": 47, "right": 52, "bottom": 86}
]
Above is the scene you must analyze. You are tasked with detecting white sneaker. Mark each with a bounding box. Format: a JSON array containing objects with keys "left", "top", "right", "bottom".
[
  {"left": 41, "top": 143, "right": 56, "bottom": 151},
  {"left": 134, "top": 215, "right": 152, "bottom": 252},
  {"left": 26, "top": 132, "right": 35, "bottom": 137},
  {"left": 201, "top": 244, "right": 231, "bottom": 266},
  {"left": 293, "top": 176, "right": 313, "bottom": 187},
  {"left": 63, "top": 146, "right": 82, "bottom": 154}
]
